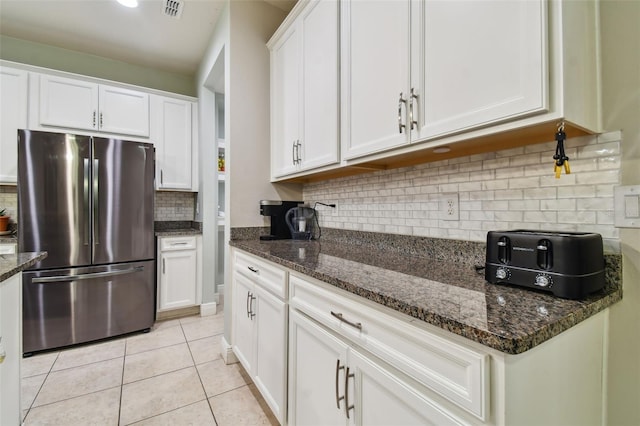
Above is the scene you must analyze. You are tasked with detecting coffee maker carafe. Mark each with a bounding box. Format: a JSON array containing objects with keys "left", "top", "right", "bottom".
[{"left": 285, "top": 206, "right": 317, "bottom": 240}]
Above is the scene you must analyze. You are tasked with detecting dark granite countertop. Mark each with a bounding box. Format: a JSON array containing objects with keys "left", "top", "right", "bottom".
[
  {"left": 154, "top": 220, "right": 202, "bottom": 237},
  {"left": 230, "top": 238, "right": 622, "bottom": 355},
  {"left": 0, "top": 252, "right": 48, "bottom": 282}
]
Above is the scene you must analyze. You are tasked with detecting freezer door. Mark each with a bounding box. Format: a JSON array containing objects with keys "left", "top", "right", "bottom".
[
  {"left": 92, "top": 138, "right": 155, "bottom": 265},
  {"left": 22, "top": 260, "right": 155, "bottom": 354},
  {"left": 18, "top": 130, "right": 92, "bottom": 269}
]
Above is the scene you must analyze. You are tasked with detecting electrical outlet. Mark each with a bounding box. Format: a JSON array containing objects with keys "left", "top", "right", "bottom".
[{"left": 440, "top": 193, "right": 459, "bottom": 221}]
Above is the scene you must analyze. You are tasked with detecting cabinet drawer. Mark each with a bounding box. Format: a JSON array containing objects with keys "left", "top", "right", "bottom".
[
  {"left": 290, "top": 274, "right": 489, "bottom": 420},
  {"left": 159, "top": 236, "right": 197, "bottom": 251},
  {"left": 234, "top": 251, "right": 287, "bottom": 299}
]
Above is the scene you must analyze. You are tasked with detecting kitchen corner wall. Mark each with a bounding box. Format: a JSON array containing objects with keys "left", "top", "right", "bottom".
[
  {"left": 0, "top": 187, "right": 196, "bottom": 223},
  {"left": 304, "top": 131, "right": 622, "bottom": 252}
]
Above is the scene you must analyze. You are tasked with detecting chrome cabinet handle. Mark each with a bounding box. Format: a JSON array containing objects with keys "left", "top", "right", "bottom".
[
  {"left": 292, "top": 141, "right": 296, "bottom": 165},
  {"left": 296, "top": 140, "right": 302, "bottom": 164},
  {"left": 335, "top": 359, "right": 345, "bottom": 409},
  {"left": 246, "top": 291, "right": 251, "bottom": 318},
  {"left": 160, "top": 169, "right": 163, "bottom": 185},
  {"left": 331, "top": 311, "right": 362, "bottom": 330},
  {"left": 99, "top": 112, "right": 103, "bottom": 128},
  {"left": 345, "top": 366, "right": 355, "bottom": 419},
  {"left": 92, "top": 111, "right": 97, "bottom": 128},
  {"left": 162, "top": 258, "right": 166, "bottom": 274},
  {"left": 247, "top": 266, "right": 259, "bottom": 273},
  {"left": 249, "top": 293, "right": 256, "bottom": 319},
  {"left": 398, "top": 92, "right": 407, "bottom": 133},
  {"left": 409, "top": 88, "right": 418, "bottom": 130}
]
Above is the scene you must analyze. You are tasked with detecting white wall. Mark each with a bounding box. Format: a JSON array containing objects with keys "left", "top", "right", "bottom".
[
  {"left": 196, "top": 4, "right": 230, "bottom": 307},
  {"left": 600, "top": 1, "right": 640, "bottom": 424},
  {"left": 227, "top": 1, "right": 300, "bottom": 230}
]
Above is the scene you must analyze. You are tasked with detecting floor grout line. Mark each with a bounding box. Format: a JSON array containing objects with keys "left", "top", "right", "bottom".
[{"left": 20, "top": 312, "right": 264, "bottom": 426}]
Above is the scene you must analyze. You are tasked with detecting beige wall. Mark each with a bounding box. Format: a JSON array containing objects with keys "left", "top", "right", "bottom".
[
  {"left": 226, "top": 0, "right": 301, "bottom": 229},
  {"left": 0, "top": 35, "right": 196, "bottom": 96},
  {"left": 600, "top": 1, "right": 640, "bottom": 424}
]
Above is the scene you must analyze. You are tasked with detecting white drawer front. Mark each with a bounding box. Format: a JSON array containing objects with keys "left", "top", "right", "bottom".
[
  {"left": 160, "top": 236, "right": 197, "bottom": 251},
  {"left": 234, "top": 251, "right": 287, "bottom": 299},
  {"left": 290, "top": 274, "right": 489, "bottom": 420}
]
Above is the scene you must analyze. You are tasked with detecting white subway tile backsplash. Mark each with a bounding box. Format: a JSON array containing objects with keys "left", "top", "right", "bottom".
[{"left": 303, "top": 132, "right": 622, "bottom": 243}]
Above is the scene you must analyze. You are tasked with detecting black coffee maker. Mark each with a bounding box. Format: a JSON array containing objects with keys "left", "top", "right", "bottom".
[{"left": 259, "top": 200, "right": 303, "bottom": 240}]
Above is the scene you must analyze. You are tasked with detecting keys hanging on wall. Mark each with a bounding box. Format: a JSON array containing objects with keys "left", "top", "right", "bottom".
[{"left": 553, "top": 122, "right": 571, "bottom": 178}]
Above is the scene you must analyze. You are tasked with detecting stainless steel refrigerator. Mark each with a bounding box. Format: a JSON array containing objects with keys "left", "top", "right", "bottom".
[{"left": 18, "top": 130, "right": 156, "bottom": 354}]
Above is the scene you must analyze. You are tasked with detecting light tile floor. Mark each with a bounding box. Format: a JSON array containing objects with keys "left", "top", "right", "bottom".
[{"left": 20, "top": 311, "right": 279, "bottom": 426}]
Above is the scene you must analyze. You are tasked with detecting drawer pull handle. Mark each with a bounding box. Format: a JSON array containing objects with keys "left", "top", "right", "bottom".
[
  {"left": 335, "top": 359, "right": 345, "bottom": 409},
  {"left": 330, "top": 311, "right": 362, "bottom": 331},
  {"left": 247, "top": 292, "right": 256, "bottom": 320},
  {"left": 247, "top": 266, "right": 259, "bottom": 273},
  {"left": 345, "top": 366, "right": 355, "bottom": 419}
]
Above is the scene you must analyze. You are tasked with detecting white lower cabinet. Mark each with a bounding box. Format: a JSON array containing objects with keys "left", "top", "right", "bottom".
[
  {"left": 232, "top": 251, "right": 288, "bottom": 424},
  {"left": 156, "top": 236, "right": 202, "bottom": 312},
  {"left": 0, "top": 273, "right": 22, "bottom": 426},
  {"left": 233, "top": 248, "right": 608, "bottom": 426},
  {"left": 289, "top": 309, "right": 466, "bottom": 426}
]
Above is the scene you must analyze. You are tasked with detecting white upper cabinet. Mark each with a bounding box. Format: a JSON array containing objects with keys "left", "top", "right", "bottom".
[
  {"left": 269, "top": 0, "right": 340, "bottom": 179},
  {"left": 341, "top": 0, "right": 412, "bottom": 159},
  {"left": 150, "top": 95, "right": 196, "bottom": 191},
  {"left": 413, "top": 0, "right": 546, "bottom": 141},
  {"left": 38, "top": 74, "right": 150, "bottom": 137},
  {"left": 0, "top": 66, "right": 28, "bottom": 184},
  {"left": 342, "top": 0, "right": 547, "bottom": 160}
]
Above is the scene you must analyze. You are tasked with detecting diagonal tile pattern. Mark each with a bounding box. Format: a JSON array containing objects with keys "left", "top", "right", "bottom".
[{"left": 20, "top": 311, "right": 279, "bottom": 426}]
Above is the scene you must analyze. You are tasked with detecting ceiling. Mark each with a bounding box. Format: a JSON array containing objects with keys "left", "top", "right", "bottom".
[{"left": 0, "top": 0, "right": 296, "bottom": 76}]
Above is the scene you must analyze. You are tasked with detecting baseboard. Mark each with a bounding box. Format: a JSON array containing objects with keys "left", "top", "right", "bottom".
[
  {"left": 220, "top": 336, "right": 238, "bottom": 365},
  {"left": 200, "top": 302, "right": 218, "bottom": 316},
  {"left": 156, "top": 305, "right": 200, "bottom": 321}
]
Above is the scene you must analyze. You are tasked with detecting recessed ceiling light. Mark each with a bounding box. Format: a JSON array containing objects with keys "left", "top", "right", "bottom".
[
  {"left": 433, "top": 147, "right": 451, "bottom": 154},
  {"left": 117, "top": 0, "right": 138, "bottom": 8}
]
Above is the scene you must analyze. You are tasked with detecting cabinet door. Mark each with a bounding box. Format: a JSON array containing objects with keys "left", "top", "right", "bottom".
[
  {"left": 0, "top": 273, "right": 22, "bottom": 426},
  {"left": 299, "top": 0, "right": 339, "bottom": 171},
  {"left": 341, "top": 0, "right": 411, "bottom": 159},
  {"left": 0, "top": 67, "right": 27, "bottom": 184},
  {"left": 39, "top": 74, "right": 98, "bottom": 131},
  {"left": 271, "top": 24, "right": 301, "bottom": 178},
  {"left": 350, "top": 349, "right": 468, "bottom": 426},
  {"left": 289, "top": 310, "right": 349, "bottom": 426},
  {"left": 232, "top": 273, "right": 256, "bottom": 373},
  {"left": 158, "top": 249, "right": 197, "bottom": 310},
  {"left": 98, "top": 84, "right": 150, "bottom": 137},
  {"left": 253, "top": 285, "right": 287, "bottom": 424},
  {"left": 153, "top": 96, "right": 193, "bottom": 190},
  {"left": 412, "top": 0, "right": 546, "bottom": 140}
]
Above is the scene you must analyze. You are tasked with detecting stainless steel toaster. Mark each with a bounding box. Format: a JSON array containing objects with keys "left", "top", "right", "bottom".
[{"left": 485, "top": 230, "right": 605, "bottom": 299}]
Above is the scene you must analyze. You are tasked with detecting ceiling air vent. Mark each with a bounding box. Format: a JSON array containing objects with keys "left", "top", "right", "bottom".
[{"left": 163, "top": 0, "right": 184, "bottom": 19}]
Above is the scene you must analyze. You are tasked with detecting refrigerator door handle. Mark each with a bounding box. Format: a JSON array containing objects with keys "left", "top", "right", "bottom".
[
  {"left": 93, "top": 158, "right": 100, "bottom": 246},
  {"left": 31, "top": 266, "right": 145, "bottom": 283},
  {"left": 83, "top": 158, "right": 90, "bottom": 246}
]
